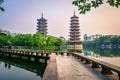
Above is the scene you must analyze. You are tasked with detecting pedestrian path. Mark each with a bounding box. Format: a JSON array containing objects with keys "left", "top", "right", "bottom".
[{"left": 56, "top": 56, "right": 109, "bottom": 80}]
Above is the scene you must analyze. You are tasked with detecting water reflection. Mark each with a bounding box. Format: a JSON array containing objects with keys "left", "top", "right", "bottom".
[
  {"left": 83, "top": 48, "right": 120, "bottom": 57},
  {"left": 0, "top": 56, "right": 47, "bottom": 80},
  {"left": 83, "top": 48, "right": 120, "bottom": 67},
  {"left": 83, "top": 50, "right": 93, "bottom": 56}
]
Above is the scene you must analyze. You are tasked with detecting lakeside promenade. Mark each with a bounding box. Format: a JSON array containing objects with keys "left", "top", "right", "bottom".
[{"left": 56, "top": 55, "right": 109, "bottom": 80}]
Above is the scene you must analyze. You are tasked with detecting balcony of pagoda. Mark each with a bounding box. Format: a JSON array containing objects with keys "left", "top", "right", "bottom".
[
  {"left": 70, "top": 19, "right": 79, "bottom": 22},
  {"left": 71, "top": 21, "right": 79, "bottom": 23},
  {"left": 70, "top": 23, "right": 79, "bottom": 25},
  {"left": 70, "top": 27, "right": 80, "bottom": 29},
  {"left": 37, "top": 19, "right": 47, "bottom": 21},
  {"left": 37, "top": 25, "right": 47, "bottom": 28},
  {"left": 71, "top": 16, "right": 79, "bottom": 19},
  {"left": 37, "top": 27, "right": 48, "bottom": 30},
  {"left": 70, "top": 37, "right": 80, "bottom": 40},
  {"left": 71, "top": 36, "right": 80, "bottom": 38},
  {"left": 70, "top": 34, "right": 80, "bottom": 36},
  {"left": 38, "top": 30, "right": 47, "bottom": 33},
  {"left": 37, "top": 22, "right": 47, "bottom": 25},
  {"left": 69, "top": 36, "right": 80, "bottom": 38},
  {"left": 70, "top": 26, "right": 79, "bottom": 28},
  {"left": 69, "top": 32, "right": 80, "bottom": 34},
  {"left": 41, "top": 29, "right": 48, "bottom": 32},
  {"left": 70, "top": 29, "right": 80, "bottom": 31}
]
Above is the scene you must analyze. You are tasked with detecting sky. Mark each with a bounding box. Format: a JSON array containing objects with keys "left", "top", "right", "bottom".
[{"left": 0, "top": 0, "right": 120, "bottom": 40}]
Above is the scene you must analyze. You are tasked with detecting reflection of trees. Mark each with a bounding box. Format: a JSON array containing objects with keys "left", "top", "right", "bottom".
[
  {"left": 0, "top": 57, "right": 47, "bottom": 77},
  {"left": 84, "top": 48, "right": 120, "bottom": 57}
]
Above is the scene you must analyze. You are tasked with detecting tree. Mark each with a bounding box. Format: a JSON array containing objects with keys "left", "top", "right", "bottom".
[
  {"left": 23, "top": 34, "right": 33, "bottom": 46},
  {"left": 31, "top": 32, "right": 44, "bottom": 47},
  {"left": 0, "top": 33, "right": 12, "bottom": 48},
  {"left": 111, "top": 36, "right": 119, "bottom": 45},
  {"left": 72, "top": 0, "right": 120, "bottom": 14},
  {"left": 54, "top": 38, "right": 64, "bottom": 50},
  {"left": 0, "top": 33, "right": 7, "bottom": 47},
  {"left": 46, "top": 36, "right": 56, "bottom": 50},
  {"left": 12, "top": 34, "right": 25, "bottom": 46},
  {"left": 0, "top": 0, "right": 4, "bottom": 11}
]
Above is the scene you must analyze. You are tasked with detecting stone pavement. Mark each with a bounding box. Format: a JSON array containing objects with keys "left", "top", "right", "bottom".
[{"left": 56, "top": 55, "right": 109, "bottom": 80}]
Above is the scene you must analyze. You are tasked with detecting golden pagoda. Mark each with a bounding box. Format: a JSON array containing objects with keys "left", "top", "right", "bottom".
[{"left": 68, "top": 11, "right": 82, "bottom": 52}]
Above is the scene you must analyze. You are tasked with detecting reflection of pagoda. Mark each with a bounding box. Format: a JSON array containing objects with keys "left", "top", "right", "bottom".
[
  {"left": 68, "top": 11, "right": 82, "bottom": 51},
  {"left": 37, "top": 13, "right": 48, "bottom": 37}
]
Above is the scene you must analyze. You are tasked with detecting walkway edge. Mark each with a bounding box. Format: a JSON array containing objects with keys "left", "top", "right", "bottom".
[{"left": 43, "top": 53, "right": 58, "bottom": 80}]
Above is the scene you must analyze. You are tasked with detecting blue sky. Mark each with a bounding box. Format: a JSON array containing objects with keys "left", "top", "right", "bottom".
[{"left": 0, "top": 0, "right": 120, "bottom": 40}]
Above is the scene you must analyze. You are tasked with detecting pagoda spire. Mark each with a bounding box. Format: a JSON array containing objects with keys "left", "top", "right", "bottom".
[
  {"left": 41, "top": 12, "right": 43, "bottom": 18},
  {"left": 74, "top": 10, "right": 76, "bottom": 16}
]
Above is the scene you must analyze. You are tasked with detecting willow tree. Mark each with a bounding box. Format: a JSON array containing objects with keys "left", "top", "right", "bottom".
[{"left": 72, "top": 0, "right": 120, "bottom": 14}]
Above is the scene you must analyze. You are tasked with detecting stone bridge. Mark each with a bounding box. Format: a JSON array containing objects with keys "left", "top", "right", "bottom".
[{"left": 0, "top": 49, "right": 120, "bottom": 80}]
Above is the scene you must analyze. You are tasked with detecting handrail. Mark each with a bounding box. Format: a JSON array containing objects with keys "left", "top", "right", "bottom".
[{"left": 0, "top": 49, "right": 50, "bottom": 63}]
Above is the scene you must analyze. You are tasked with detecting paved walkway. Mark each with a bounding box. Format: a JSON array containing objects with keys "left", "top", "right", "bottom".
[{"left": 56, "top": 55, "right": 109, "bottom": 80}]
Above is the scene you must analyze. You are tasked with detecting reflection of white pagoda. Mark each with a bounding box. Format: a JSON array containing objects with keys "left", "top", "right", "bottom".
[
  {"left": 37, "top": 13, "right": 48, "bottom": 37},
  {"left": 68, "top": 11, "right": 82, "bottom": 51}
]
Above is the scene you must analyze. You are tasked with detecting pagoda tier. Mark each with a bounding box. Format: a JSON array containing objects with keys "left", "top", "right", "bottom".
[{"left": 36, "top": 13, "right": 48, "bottom": 37}]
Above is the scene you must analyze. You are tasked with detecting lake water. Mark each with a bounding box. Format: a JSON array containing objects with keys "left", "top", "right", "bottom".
[
  {"left": 0, "top": 56, "right": 47, "bottom": 80},
  {"left": 83, "top": 48, "right": 120, "bottom": 67}
]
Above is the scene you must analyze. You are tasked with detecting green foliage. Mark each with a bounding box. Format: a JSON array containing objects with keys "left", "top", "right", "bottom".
[
  {"left": 0, "top": 32, "right": 66, "bottom": 51},
  {"left": 0, "top": 0, "right": 4, "bottom": 11},
  {"left": 32, "top": 32, "right": 43, "bottom": 47},
  {"left": 46, "top": 36, "right": 64, "bottom": 51},
  {"left": 72, "top": 0, "right": 120, "bottom": 14},
  {"left": 83, "top": 36, "right": 120, "bottom": 48},
  {"left": 0, "top": 33, "right": 12, "bottom": 47}
]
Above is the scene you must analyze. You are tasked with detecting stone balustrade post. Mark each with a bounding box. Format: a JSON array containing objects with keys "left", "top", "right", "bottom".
[
  {"left": 81, "top": 57, "right": 85, "bottom": 61},
  {"left": 101, "top": 66, "right": 112, "bottom": 74},
  {"left": 91, "top": 62, "right": 100, "bottom": 68},
  {"left": 85, "top": 59, "right": 91, "bottom": 64},
  {"left": 118, "top": 73, "right": 120, "bottom": 80}
]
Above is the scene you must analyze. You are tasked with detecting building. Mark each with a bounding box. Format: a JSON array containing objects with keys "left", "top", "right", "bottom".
[
  {"left": 10, "top": 33, "right": 20, "bottom": 37},
  {"left": 83, "top": 34, "right": 102, "bottom": 41},
  {"left": 37, "top": 13, "right": 48, "bottom": 37},
  {"left": 91, "top": 34, "right": 102, "bottom": 40},
  {"left": 0, "top": 29, "right": 10, "bottom": 35},
  {"left": 83, "top": 34, "right": 91, "bottom": 41},
  {"left": 68, "top": 11, "right": 82, "bottom": 51}
]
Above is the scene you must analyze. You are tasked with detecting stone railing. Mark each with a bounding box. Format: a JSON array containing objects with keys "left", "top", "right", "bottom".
[
  {"left": 0, "top": 49, "right": 50, "bottom": 63},
  {"left": 73, "top": 52, "right": 120, "bottom": 80}
]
